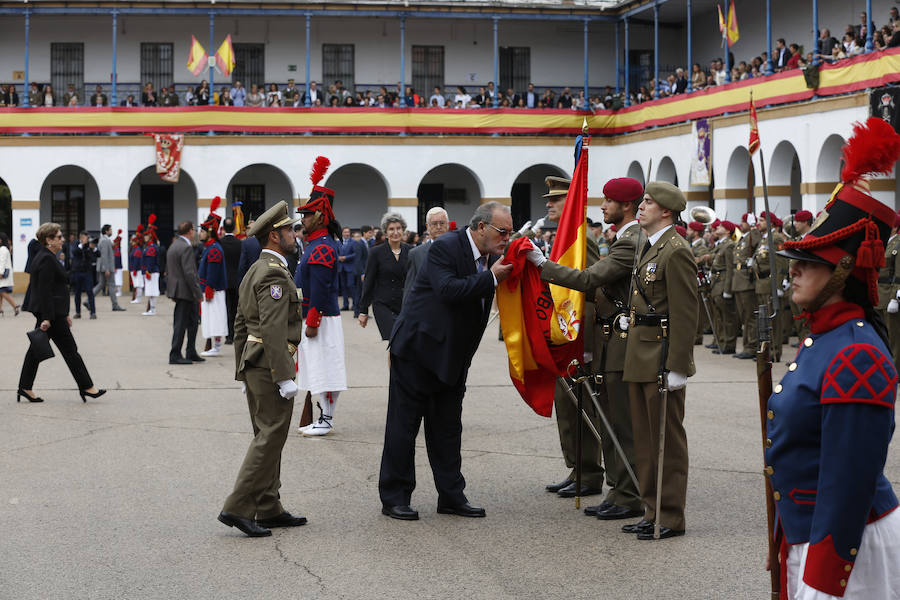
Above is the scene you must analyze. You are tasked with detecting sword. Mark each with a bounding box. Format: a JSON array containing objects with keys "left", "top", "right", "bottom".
[
  {"left": 697, "top": 272, "right": 723, "bottom": 353},
  {"left": 654, "top": 318, "right": 671, "bottom": 540},
  {"left": 562, "top": 361, "right": 641, "bottom": 494}
]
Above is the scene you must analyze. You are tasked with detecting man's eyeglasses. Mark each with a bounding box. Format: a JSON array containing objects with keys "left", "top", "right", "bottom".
[{"left": 486, "top": 223, "right": 510, "bottom": 237}]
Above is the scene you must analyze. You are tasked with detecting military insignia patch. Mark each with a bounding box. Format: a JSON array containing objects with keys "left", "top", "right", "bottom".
[{"left": 270, "top": 285, "right": 283, "bottom": 299}]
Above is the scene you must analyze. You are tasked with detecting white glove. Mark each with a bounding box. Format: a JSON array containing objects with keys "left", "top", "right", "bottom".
[
  {"left": 532, "top": 217, "right": 546, "bottom": 235},
  {"left": 723, "top": 292, "right": 733, "bottom": 299},
  {"left": 896, "top": 289, "right": 900, "bottom": 300},
  {"left": 618, "top": 315, "right": 630, "bottom": 331},
  {"left": 889, "top": 299, "right": 899, "bottom": 314},
  {"left": 782, "top": 278, "right": 790, "bottom": 291},
  {"left": 526, "top": 240, "right": 547, "bottom": 267},
  {"left": 518, "top": 220, "right": 533, "bottom": 235},
  {"left": 776, "top": 289, "right": 784, "bottom": 298},
  {"left": 666, "top": 371, "right": 688, "bottom": 391},
  {"left": 241, "top": 383, "right": 246, "bottom": 395},
  {"left": 277, "top": 379, "right": 298, "bottom": 399}
]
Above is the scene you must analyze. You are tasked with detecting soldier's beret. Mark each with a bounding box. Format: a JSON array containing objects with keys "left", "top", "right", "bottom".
[
  {"left": 711, "top": 219, "right": 721, "bottom": 228},
  {"left": 720, "top": 221, "right": 736, "bottom": 233},
  {"left": 688, "top": 221, "right": 705, "bottom": 232},
  {"left": 602, "top": 177, "right": 643, "bottom": 203},
  {"left": 742, "top": 212, "right": 757, "bottom": 225},
  {"left": 645, "top": 181, "right": 685, "bottom": 212},
  {"left": 794, "top": 209, "right": 813, "bottom": 222},
  {"left": 675, "top": 225, "right": 687, "bottom": 237}
]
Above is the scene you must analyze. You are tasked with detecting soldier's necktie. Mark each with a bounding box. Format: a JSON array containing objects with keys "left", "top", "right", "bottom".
[{"left": 641, "top": 240, "right": 652, "bottom": 259}]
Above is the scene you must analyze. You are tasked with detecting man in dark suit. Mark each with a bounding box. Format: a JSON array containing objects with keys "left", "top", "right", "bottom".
[
  {"left": 237, "top": 221, "right": 261, "bottom": 286},
  {"left": 403, "top": 206, "right": 449, "bottom": 301},
  {"left": 351, "top": 229, "right": 368, "bottom": 318},
  {"left": 337, "top": 227, "right": 358, "bottom": 310},
  {"left": 379, "top": 202, "right": 513, "bottom": 521},
  {"left": 166, "top": 221, "right": 204, "bottom": 364},
  {"left": 220, "top": 217, "right": 243, "bottom": 344}
]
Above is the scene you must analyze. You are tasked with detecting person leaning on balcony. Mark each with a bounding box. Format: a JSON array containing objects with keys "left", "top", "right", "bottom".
[
  {"left": 888, "top": 20, "right": 900, "bottom": 48},
  {"left": 89, "top": 85, "right": 107, "bottom": 107},
  {"left": 42, "top": 84, "right": 56, "bottom": 107},
  {"left": 218, "top": 88, "right": 233, "bottom": 106},
  {"left": 230, "top": 80, "right": 245, "bottom": 106},
  {"left": 141, "top": 82, "right": 157, "bottom": 107},
  {"left": 120, "top": 94, "right": 137, "bottom": 107},
  {"left": 0, "top": 84, "right": 19, "bottom": 107},
  {"left": 690, "top": 63, "right": 705, "bottom": 90},
  {"left": 27, "top": 82, "right": 40, "bottom": 106},
  {"left": 246, "top": 84, "right": 264, "bottom": 107},
  {"left": 195, "top": 80, "right": 211, "bottom": 106},
  {"left": 62, "top": 83, "right": 77, "bottom": 107}
]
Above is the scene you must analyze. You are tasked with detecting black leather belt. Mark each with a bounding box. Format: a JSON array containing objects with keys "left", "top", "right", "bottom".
[{"left": 632, "top": 313, "right": 667, "bottom": 326}]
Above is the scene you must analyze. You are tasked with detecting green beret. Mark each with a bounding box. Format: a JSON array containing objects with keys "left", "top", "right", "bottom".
[{"left": 645, "top": 181, "right": 685, "bottom": 212}]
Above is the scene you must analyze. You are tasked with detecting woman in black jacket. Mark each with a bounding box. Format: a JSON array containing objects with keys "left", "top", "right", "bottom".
[
  {"left": 358, "top": 212, "right": 410, "bottom": 340},
  {"left": 17, "top": 222, "right": 106, "bottom": 403}
]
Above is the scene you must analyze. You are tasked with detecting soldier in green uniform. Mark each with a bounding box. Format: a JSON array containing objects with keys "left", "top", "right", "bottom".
[
  {"left": 538, "top": 176, "right": 605, "bottom": 499},
  {"left": 709, "top": 220, "right": 737, "bottom": 354},
  {"left": 876, "top": 213, "right": 900, "bottom": 367},
  {"left": 536, "top": 177, "right": 645, "bottom": 520},
  {"left": 218, "top": 201, "right": 307, "bottom": 537},
  {"left": 751, "top": 212, "right": 786, "bottom": 362},
  {"left": 621, "top": 181, "right": 697, "bottom": 540},
  {"left": 732, "top": 214, "right": 761, "bottom": 359},
  {"left": 687, "top": 221, "right": 711, "bottom": 345}
]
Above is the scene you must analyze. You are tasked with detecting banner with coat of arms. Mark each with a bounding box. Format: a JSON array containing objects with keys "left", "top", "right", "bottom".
[{"left": 153, "top": 134, "right": 184, "bottom": 183}]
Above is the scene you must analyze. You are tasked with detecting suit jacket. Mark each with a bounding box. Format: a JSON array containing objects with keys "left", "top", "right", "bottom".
[
  {"left": 540, "top": 221, "right": 642, "bottom": 373},
  {"left": 354, "top": 238, "right": 369, "bottom": 277},
  {"left": 403, "top": 241, "right": 431, "bottom": 301},
  {"left": 97, "top": 236, "right": 115, "bottom": 272},
  {"left": 220, "top": 234, "right": 242, "bottom": 290},
  {"left": 237, "top": 235, "right": 262, "bottom": 285},
  {"left": 623, "top": 227, "right": 698, "bottom": 382},
  {"left": 360, "top": 242, "right": 410, "bottom": 315},
  {"left": 165, "top": 236, "right": 202, "bottom": 302},
  {"left": 338, "top": 238, "right": 358, "bottom": 274},
  {"left": 390, "top": 228, "right": 496, "bottom": 386},
  {"left": 24, "top": 246, "right": 71, "bottom": 319}
]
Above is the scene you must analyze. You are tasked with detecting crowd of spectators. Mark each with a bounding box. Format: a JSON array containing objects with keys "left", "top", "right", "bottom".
[{"left": 3, "top": 8, "right": 900, "bottom": 111}]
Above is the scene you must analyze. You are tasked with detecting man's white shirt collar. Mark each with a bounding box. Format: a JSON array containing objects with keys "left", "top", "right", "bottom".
[
  {"left": 615, "top": 219, "right": 639, "bottom": 240},
  {"left": 647, "top": 224, "right": 673, "bottom": 247},
  {"left": 261, "top": 249, "right": 288, "bottom": 267},
  {"left": 465, "top": 227, "right": 483, "bottom": 263},
  {"left": 178, "top": 235, "right": 191, "bottom": 246}
]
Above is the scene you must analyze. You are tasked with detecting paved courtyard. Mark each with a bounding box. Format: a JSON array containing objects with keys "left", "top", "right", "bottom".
[{"left": 1, "top": 294, "right": 898, "bottom": 600}]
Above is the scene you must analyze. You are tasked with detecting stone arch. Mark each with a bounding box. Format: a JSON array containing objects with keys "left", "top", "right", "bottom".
[
  {"left": 510, "top": 164, "right": 569, "bottom": 229},
  {"left": 626, "top": 161, "right": 645, "bottom": 185},
  {"left": 417, "top": 164, "right": 484, "bottom": 232},
  {"left": 127, "top": 166, "right": 198, "bottom": 248},
  {"left": 226, "top": 163, "right": 296, "bottom": 225},
  {"left": 656, "top": 156, "right": 678, "bottom": 186},
  {"left": 39, "top": 165, "right": 101, "bottom": 237},
  {"left": 816, "top": 134, "right": 845, "bottom": 182},
  {"left": 723, "top": 146, "right": 754, "bottom": 215},
  {"left": 324, "top": 163, "right": 390, "bottom": 230},
  {"left": 769, "top": 140, "right": 802, "bottom": 213}
]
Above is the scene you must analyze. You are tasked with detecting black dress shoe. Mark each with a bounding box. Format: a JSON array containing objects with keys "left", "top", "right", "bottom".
[
  {"left": 733, "top": 352, "right": 755, "bottom": 359},
  {"left": 596, "top": 505, "right": 644, "bottom": 520},
  {"left": 218, "top": 511, "right": 272, "bottom": 537},
  {"left": 545, "top": 478, "right": 573, "bottom": 493},
  {"left": 381, "top": 505, "right": 419, "bottom": 520},
  {"left": 557, "top": 482, "right": 603, "bottom": 498},
  {"left": 187, "top": 355, "right": 206, "bottom": 362},
  {"left": 225, "top": 337, "right": 234, "bottom": 345},
  {"left": 704, "top": 343, "right": 718, "bottom": 349},
  {"left": 583, "top": 501, "right": 613, "bottom": 516},
  {"left": 169, "top": 357, "right": 192, "bottom": 365},
  {"left": 112, "top": 306, "right": 126, "bottom": 312},
  {"left": 622, "top": 519, "right": 654, "bottom": 534},
  {"left": 436, "top": 502, "right": 486, "bottom": 518},
  {"left": 256, "top": 511, "right": 307, "bottom": 528},
  {"left": 711, "top": 348, "right": 735, "bottom": 355},
  {"left": 637, "top": 526, "right": 686, "bottom": 540}
]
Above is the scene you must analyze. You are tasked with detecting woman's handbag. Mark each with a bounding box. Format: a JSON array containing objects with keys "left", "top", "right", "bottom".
[{"left": 26, "top": 328, "right": 55, "bottom": 362}]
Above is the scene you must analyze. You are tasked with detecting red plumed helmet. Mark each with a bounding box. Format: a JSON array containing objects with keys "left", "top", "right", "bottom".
[
  {"left": 310, "top": 156, "right": 331, "bottom": 185},
  {"left": 841, "top": 117, "right": 900, "bottom": 184}
]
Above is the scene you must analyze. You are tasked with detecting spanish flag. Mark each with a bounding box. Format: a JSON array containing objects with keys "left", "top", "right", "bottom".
[
  {"left": 187, "top": 36, "right": 208, "bottom": 77},
  {"left": 215, "top": 34, "right": 236, "bottom": 78},
  {"left": 749, "top": 92, "right": 760, "bottom": 155},
  {"left": 497, "top": 137, "right": 589, "bottom": 417},
  {"left": 726, "top": 1, "right": 740, "bottom": 47}
]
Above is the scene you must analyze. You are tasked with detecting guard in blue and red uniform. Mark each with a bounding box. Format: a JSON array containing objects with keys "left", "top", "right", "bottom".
[
  {"left": 129, "top": 225, "right": 144, "bottom": 304},
  {"left": 294, "top": 156, "right": 348, "bottom": 436},
  {"left": 141, "top": 215, "right": 161, "bottom": 315},
  {"left": 199, "top": 196, "right": 229, "bottom": 357},
  {"left": 769, "top": 117, "right": 900, "bottom": 599}
]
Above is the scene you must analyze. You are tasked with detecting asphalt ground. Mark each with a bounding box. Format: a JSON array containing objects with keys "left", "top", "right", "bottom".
[{"left": 1, "top": 293, "right": 898, "bottom": 600}]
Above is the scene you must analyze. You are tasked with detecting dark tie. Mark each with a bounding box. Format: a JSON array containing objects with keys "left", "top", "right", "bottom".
[
  {"left": 641, "top": 240, "right": 651, "bottom": 259},
  {"left": 477, "top": 255, "right": 487, "bottom": 273}
]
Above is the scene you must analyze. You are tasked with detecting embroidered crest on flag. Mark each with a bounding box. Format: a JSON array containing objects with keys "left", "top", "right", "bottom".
[
  {"left": 154, "top": 134, "right": 184, "bottom": 183},
  {"left": 270, "top": 285, "right": 283, "bottom": 299}
]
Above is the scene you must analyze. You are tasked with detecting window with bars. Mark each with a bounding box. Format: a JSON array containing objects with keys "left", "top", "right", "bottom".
[
  {"left": 232, "top": 44, "right": 266, "bottom": 88},
  {"left": 412, "top": 46, "right": 444, "bottom": 102},
  {"left": 140, "top": 43, "right": 174, "bottom": 94},
  {"left": 499, "top": 47, "right": 531, "bottom": 97},
  {"left": 232, "top": 185, "right": 265, "bottom": 224},
  {"left": 322, "top": 44, "right": 355, "bottom": 96},
  {"left": 50, "top": 43, "right": 84, "bottom": 105},
  {"left": 51, "top": 186, "right": 85, "bottom": 238}
]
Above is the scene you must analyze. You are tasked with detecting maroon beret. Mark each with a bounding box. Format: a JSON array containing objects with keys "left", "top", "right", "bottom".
[
  {"left": 688, "top": 221, "right": 705, "bottom": 232},
  {"left": 602, "top": 177, "right": 644, "bottom": 203},
  {"left": 675, "top": 225, "right": 687, "bottom": 237},
  {"left": 894, "top": 212, "right": 900, "bottom": 228},
  {"left": 794, "top": 209, "right": 813, "bottom": 222},
  {"left": 711, "top": 219, "right": 721, "bottom": 228},
  {"left": 720, "top": 220, "right": 736, "bottom": 233}
]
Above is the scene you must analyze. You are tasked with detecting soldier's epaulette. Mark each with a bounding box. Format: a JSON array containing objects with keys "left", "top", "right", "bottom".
[
  {"left": 668, "top": 234, "right": 688, "bottom": 248},
  {"left": 268, "top": 261, "right": 286, "bottom": 270}
]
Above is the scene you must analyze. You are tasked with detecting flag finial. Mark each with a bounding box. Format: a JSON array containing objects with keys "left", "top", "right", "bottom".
[{"left": 582, "top": 117, "right": 589, "bottom": 135}]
